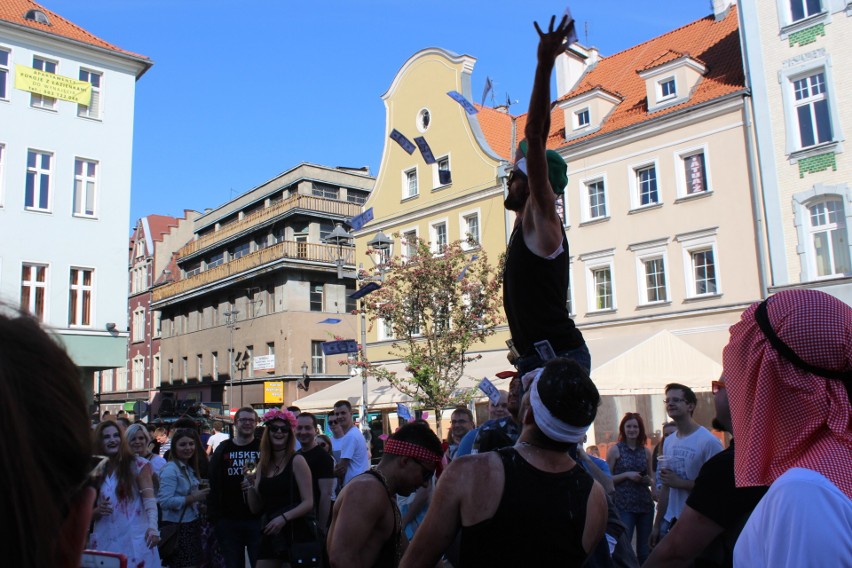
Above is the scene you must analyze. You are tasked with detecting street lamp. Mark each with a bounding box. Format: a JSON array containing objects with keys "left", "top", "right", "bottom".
[
  {"left": 299, "top": 361, "right": 310, "bottom": 391},
  {"left": 324, "top": 223, "right": 354, "bottom": 279},
  {"left": 235, "top": 351, "right": 250, "bottom": 408},
  {"left": 224, "top": 309, "right": 240, "bottom": 413}
]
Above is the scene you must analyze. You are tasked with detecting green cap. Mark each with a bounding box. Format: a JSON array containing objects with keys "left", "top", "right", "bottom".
[{"left": 517, "top": 139, "right": 568, "bottom": 195}]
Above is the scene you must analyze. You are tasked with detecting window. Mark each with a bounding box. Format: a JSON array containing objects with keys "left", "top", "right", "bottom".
[
  {"left": 592, "top": 267, "right": 613, "bottom": 310},
  {"left": 643, "top": 257, "right": 668, "bottom": 303},
  {"left": 402, "top": 230, "right": 418, "bottom": 259},
  {"left": 312, "top": 182, "right": 338, "bottom": 200},
  {"left": 790, "top": 0, "right": 822, "bottom": 22},
  {"left": 310, "top": 283, "right": 323, "bottom": 312},
  {"left": 73, "top": 158, "right": 97, "bottom": 216},
  {"left": 659, "top": 77, "right": 677, "bottom": 100},
  {"left": 683, "top": 152, "right": 708, "bottom": 195},
  {"left": 635, "top": 165, "right": 659, "bottom": 206},
  {"left": 77, "top": 69, "right": 102, "bottom": 119},
  {"left": 311, "top": 341, "right": 325, "bottom": 374},
  {"left": 575, "top": 108, "right": 590, "bottom": 129},
  {"left": 431, "top": 221, "right": 448, "bottom": 254},
  {"left": 132, "top": 307, "right": 145, "bottom": 342},
  {"left": 0, "top": 144, "right": 5, "bottom": 206},
  {"left": 207, "top": 251, "right": 224, "bottom": 269},
  {"left": 21, "top": 263, "right": 47, "bottom": 320},
  {"left": 152, "top": 311, "right": 161, "bottom": 338},
  {"left": 566, "top": 259, "right": 575, "bottom": 315},
  {"left": 212, "top": 352, "right": 219, "bottom": 380},
  {"left": 31, "top": 57, "right": 57, "bottom": 109},
  {"left": 153, "top": 354, "right": 161, "bottom": 387},
  {"left": 0, "top": 48, "right": 9, "bottom": 100},
  {"left": 462, "top": 212, "right": 480, "bottom": 248},
  {"left": 586, "top": 179, "right": 608, "bottom": 220},
  {"left": 347, "top": 191, "right": 367, "bottom": 205},
  {"left": 691, "top": 249, "right": 717, "bottom": 295},
  {"left": 182, "top": 357, "right": 188, "bottom": 381},
  {"left": 68, "top": 268, "right": 93, "bottom": 326},
  {"left": 116, "top": 368, "right": 127, "bottom": 392},
  {"left": 793, "top": 72, "right": 832, "bottom": 149},
  {"left": 25, "top": 150, "right": 52, "bottom": 211},
  {"left": 230, "top": 241, "right": 251, "bottom": 260},
  {"left": 403, "top": 168, "right": 418, "bottom": 199},
  {"left": 197, "top": 354, "right": 203, "bottom": 380},
  {"left": 246, "top": 345, "right": 254, "bottom": 376},
  {"left": 432, "top": 156, "right": 452, "bottom": 187},
  {"left": 132, "top": 357, "right": 144, "bottom": 390},
  {"left": 168, "top": 359, "right": 174, "bottom": 382},
  {"left": 808, "top": 199, "right": 850, "bottom": 277}
]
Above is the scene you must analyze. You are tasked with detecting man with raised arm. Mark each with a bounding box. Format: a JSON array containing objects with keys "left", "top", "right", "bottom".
[{"left": 503, "top": 14, "right": 588, "bottom": 376}]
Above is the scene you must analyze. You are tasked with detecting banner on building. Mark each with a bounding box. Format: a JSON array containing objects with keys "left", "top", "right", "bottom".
[
  {"left": 264, "top": 381, "right": 285, "bottom": 404},
  {"left": 15, "top": 65, "right": 92, "bottom": 105},
  {"left": 254, "top": 355, "right": 275, "bottom": 374}
]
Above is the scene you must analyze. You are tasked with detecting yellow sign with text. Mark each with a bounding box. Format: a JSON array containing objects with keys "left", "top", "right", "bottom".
[
  {"left": 15, "top": 65, "right": 92, "bottom": 105},
  {"left": 264, "top": 381, "right": 285, "bottom": 404}
]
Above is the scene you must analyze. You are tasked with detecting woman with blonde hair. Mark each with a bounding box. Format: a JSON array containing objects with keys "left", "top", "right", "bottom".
[
  {"left": 127, "top": 423, "right": 167, "bottom": 478},
  {"left": 91, "top": 420, "right": 162, "bottom": 567},
  {"left": 245, "top": 408, "right": 314, "bottom": 568}
]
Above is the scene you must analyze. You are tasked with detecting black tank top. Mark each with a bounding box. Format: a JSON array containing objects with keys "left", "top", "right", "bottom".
[
  {"left": 459, "top": 447, "right": 594, "bottom": 567},
  {"left": 503, "top": 224, "right": 584, "bottom": 358},
  {"left": 361, "top": 469, "right": 401, "bottom": 568},
  {"left": 258, "top": 457, "right": 298, "bottom": 516}
]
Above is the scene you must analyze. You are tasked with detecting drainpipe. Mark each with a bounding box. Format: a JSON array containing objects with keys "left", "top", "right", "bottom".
[{"left": 743, "top": 96, "right": 770, "bottom": 299}]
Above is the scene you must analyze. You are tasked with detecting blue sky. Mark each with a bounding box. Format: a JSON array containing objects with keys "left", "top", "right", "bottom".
[{"left": 38, "top": 1, "right": 715, "bottom": 227}]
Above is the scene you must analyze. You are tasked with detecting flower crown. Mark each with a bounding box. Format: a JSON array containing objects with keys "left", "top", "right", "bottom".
[{"left": 261, "top": 408, "right": 297, "bottom": 430}]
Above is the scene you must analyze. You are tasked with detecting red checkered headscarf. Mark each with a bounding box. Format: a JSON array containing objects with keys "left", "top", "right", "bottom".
[{"left": 723, "top": 289, "right": 852, "bottom": 497}]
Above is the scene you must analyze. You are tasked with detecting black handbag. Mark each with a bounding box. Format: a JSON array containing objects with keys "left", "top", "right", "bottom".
[{"left": 266, "top": 458, "right": 324, "bottom": 567}]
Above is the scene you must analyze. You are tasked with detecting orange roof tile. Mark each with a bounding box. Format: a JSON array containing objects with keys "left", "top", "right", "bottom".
[
  {"left": 475, "top": 7, "right": 744, "bottom": 156},
  {"left": 474, "top": 104, "right": 516, "bottom": 161},
  {"left": 0, "top": 0, "right": 150, "bottom": 64},
  {"left": 146, "top": 215, "right": 181, "bottom": 244}
]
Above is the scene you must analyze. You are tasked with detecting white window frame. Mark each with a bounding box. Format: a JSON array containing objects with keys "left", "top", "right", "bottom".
[
  {"left": 581, "top": 175, "right": 609, "bottom": 222},
  {"left": 0, "top": 143, "right": 5, "bottom": 207},
  {"left": 77, "top": 68, "right": 102, "bottom": 119},
  {"left": 401, "top": 228, "right": 419, "bottom": 261},
  {"left": 152, "top": 310, "right": 161, "bottom": 338},
  {"left": 581, "top": 249, "right": 616, "bottom": 313},
  {"left": 777, "top": 0, "right": 826, "bottom": 29},
  {"left": 73, "top": 158, "right": 98, "bottom": 217},
  {"left": 806, "top": 198, "right": 851, "bottom": 278},
  {"left": 430, "top": 218, "right": 449, "bottom": 254},
  {"left": 21, "top": 262, "right": 48, "bottom": 320},
  {"left": 25, "top": 149, "right": 52, "bottom": 212},
  {"left": 791, "top": 71, "right": 832, "bottom": 150},
  {"left": 132, "top": 307, "right": 145, "bottom": 342},
  {"left": 459, "top": 209, "right": 481, "bottom": 249},
  {"left": 566, "top": 256, "right": 576, "bottom": 316},
  {"left": 674, "top": 145, "right": 713, "bottom": 198},
  {"left": 132, "top": 356, "right": 145, "bottom": 390},
  {"left": 629, "top": 160, "right": 661, "bottom": 209},
  {"left": 433, "top": 155, "right": 451, "bottom": 189},
  {"left": 793, "top": 186, "right": 852, "bottom": 281},
  {"left": 0, "top": 47, "right": 9, "bottom": 101},
  {"left": 153, "top": 354, "right": 161, "bottom": 387},
  {"left": 677, "top": 229, "right": 721, "bottom": 298},
  {"left": 657, "top": 77, "right": 677, "bottom": 102},
  {"left": 311, "top": 340, "right": 325, "bottom": 374},
  {"left": 116, "top": 367, "right": 127, "bottom": 392},
  {"left": 377, "top": 315, "right": 394, "bottom": 341},
  {"left": 630, "top": 240, "right": 670, "bottom": 306},
  {"left": 402, "top": 167, "right": 418, "bottom": 199},
  {"left": 211, "top": 351, "right": 218, "bottom": 381},
  {"left": 779, "top": 56, "right": 842, "bottom": 156},
  {"left": 30, "top": 56, "right": 57, "bottom": 110},
  {"left": 574, "top": 107, "right": 591, "bottom": 130},
  {"left": 197, "top": 354, "right": 203, "bottom": 380},
  {"left": 68, "top": 267, "right": 94, "bottom": 326}
]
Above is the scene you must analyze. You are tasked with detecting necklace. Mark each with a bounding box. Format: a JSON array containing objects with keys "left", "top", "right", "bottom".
[{"left": 271, "top": 453, "right": 288, "bottom": 474}]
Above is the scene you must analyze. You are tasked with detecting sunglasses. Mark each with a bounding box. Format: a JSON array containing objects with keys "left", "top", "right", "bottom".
[
  {"left": 267, "top": 425, "right": 290, "bottom": 434},
  {"left": 711, "top": 380, "right": 726, "bottom": 394},
  {"left": 412, "top": 459, "right": 435, "bottom": 483}
]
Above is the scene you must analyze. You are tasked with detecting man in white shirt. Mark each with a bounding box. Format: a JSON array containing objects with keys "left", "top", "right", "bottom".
[
  {"left": 206, "top": 420, "right": 229, "bottom": 456},
  {"left": 332, "top": 400, "right": 370, "bottom": 487},
  {"left": 651, "top": 383, "right": 722, "bottom": 548}
]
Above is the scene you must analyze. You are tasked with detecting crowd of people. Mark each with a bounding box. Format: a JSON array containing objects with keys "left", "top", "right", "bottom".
[{"left": 6, "top": 11, "right": 851, "bottom": 568}]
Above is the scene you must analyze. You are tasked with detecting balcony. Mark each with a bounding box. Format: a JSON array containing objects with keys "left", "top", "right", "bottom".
[
  {"left": 153, "top": 240, "right": 354, "bottom": 302},
  {"left": 178, "top": 194, "right": 362, "bottom": 259}
]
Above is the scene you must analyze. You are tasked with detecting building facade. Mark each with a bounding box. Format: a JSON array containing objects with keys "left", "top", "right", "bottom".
[
  {"left": 0, "top": 1, "right": 150, "bottom": 402},
  {"left": 95, "top": 212, "right": 200, "bottom": 416},
  {"left": 151, "top": 163, "right": 373, "bottom": 415},
  {"left": 357, "top": 2, "right": 761, "bottom": 445},
  {"left": 738, "top": 0, "right": 852, "bottom": 303}
]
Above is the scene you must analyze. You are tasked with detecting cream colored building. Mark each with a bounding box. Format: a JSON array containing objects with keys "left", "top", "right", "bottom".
[
  {"left": 151, "top": 164, "right": 373, "bottom": 414},
  {"left": 739, "top": 0, "right": 852, "bottom": 303},
  {"left": 354, "top": 3, "right": 763, "bottom": 444}
]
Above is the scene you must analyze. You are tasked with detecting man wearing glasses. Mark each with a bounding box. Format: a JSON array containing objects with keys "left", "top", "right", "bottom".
[
  {"left": 650, "top": 383, "right": 722, "bottom": 548},
  {"left": 209, "top": 406, "right": 262, "bottom": 567}
]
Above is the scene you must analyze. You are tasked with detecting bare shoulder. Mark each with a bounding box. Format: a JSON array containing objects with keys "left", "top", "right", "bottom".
[{"left": 338, "top": 473, "right": 386, "bottom": 509}]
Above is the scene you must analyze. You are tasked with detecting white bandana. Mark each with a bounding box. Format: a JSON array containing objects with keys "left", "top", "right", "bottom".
[
  {"left": 513, "top": 157, "right": 528, "bottom": 176},
  {"left": 529, "top": 373, "right": 589, "bottom": 443}
]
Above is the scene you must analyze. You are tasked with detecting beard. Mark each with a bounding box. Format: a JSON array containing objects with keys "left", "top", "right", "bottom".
[{"left": 504, "top": 193, "right": 526, "bottom": 211}]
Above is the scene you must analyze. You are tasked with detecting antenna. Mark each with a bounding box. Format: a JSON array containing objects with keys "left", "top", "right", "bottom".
[{"left": 584, "top": 21, "right": 589, "bottom": 45}]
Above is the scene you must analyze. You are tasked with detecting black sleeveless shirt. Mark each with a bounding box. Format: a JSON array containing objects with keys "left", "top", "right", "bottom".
[
  {"left": 459, "top": 447, "right": 594, "bottom": 567},
  {"left": 503, "top": 224, "right": 584, "bottom": 358}
]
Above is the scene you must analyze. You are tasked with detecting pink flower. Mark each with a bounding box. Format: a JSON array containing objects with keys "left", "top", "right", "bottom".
[{"left": 261, "top": 408, "right": 297, "bottom": 429}]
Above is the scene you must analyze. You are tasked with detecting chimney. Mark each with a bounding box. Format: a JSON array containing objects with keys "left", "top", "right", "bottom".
[
  {"left": 713, "top": 0, "right": 735, "bottom": 20},
  {"left": 555, "top": 44, "right": 597, "bottom": 99}
]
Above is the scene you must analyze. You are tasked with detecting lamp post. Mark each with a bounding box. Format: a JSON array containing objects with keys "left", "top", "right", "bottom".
[
  {"left": 235, "top": 351, "right": 250, "bottom": 408},
  {"left": 224, "top": 309, "right": 239, "bottom": 413},
  {"left": 324, "top": 226, "right": 393, "bottom": 433},
  {"left": 300, "top": 361, "right": 310, "bottom": 391}
]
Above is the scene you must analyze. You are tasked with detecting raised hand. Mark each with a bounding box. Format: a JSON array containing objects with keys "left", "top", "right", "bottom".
[{"left": 533, "top": 15, "right": 574, "bottom": 64}]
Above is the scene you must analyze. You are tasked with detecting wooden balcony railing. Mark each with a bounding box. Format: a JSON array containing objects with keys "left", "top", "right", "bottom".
[
  {"left": 153, "top": 241, "right": 354, "bottom": 302},
  {"left": 178, "top": 195, "right": 363, "bottom": 259}
]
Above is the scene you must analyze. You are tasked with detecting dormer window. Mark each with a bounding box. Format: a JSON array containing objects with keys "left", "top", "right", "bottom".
[
  {"left": 658, "top": 77, "right": 677, "bottom": 100},
  {"left": 24, "top": 9, "right": 50, "bottom": 25},
  {"left": 574, "top": 108, "right": 590, "bottom": 129}
]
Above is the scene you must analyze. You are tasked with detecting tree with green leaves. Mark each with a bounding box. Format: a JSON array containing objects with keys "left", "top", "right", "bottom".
[{"left": 358, "top": 236, "right": 503, "bottom": 439}]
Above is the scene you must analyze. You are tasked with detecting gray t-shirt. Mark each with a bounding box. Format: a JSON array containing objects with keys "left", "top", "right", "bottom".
[{"left": 661, "top": 426, "right": 722, "bottom": 521}]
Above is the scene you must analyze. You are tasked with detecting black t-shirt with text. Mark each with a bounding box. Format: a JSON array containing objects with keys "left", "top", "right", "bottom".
[{"left": 208, "top": 437, "right": 261, "bottom": 521}]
